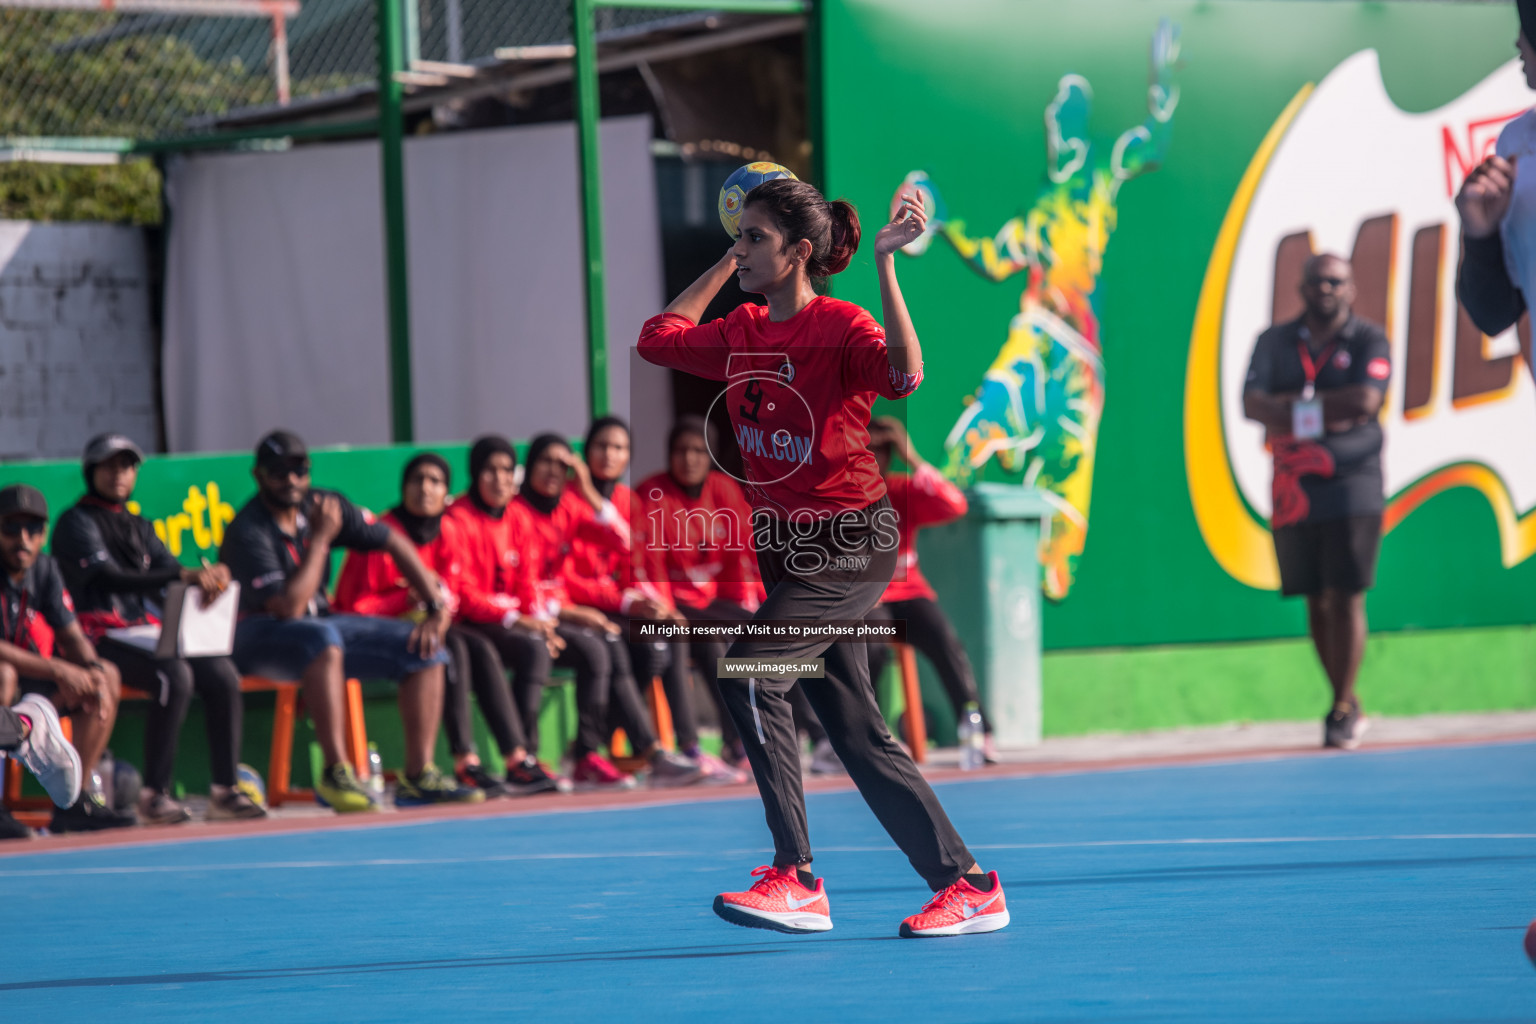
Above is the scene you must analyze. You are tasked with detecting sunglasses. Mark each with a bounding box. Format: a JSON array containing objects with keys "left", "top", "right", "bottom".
[
  {"left": 264, "top": 461, "right": 312, "bottom": 480},
  {"left": 0, "top": 518, "right": 46, "bottom": 538},
  {"left": 1305, "top": 276, "right": 1349, "bottom": 287}
]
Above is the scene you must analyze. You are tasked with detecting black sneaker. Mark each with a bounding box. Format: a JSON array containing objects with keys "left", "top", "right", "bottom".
[
  {"left": 456, "top": 762, "right": 509, "bottom": 799},
  {"left": 0, "top": 805, "right": 35, "bottom": 840},
  {"left": 1323, "top": 701, "right": 1370, "bottom": 750},
  {"left": 51, "top": 791, "right": 136, "bottom": 832},
  {"left": 394, "top": 764, "right": 485, "bottom": 807},
  {"left": 504, "top": 757, "right": 564, "bottom": 796}
]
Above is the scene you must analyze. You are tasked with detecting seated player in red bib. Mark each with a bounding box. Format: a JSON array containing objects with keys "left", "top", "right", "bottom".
[
  {"left": 633, "top": 417, "right": 825, "bottom": 776},
  {"left": 568, "top": 416, "right": 747, "bottom": 784},
  {"left": 863, "top": 416, "right": 996, "bottom": 762},
  {"left": 638, "top": 177, "right": 1007, "bottom": 937},
  {"left": 334, "top": 452, "right": 564, "bottom": 797},
  {"left": 515, "top": 434, "right": 703, "bottom": 790}
]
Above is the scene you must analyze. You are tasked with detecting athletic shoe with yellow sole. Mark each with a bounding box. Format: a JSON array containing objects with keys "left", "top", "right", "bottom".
[
  {"left": 899, "top": 870, "right": 1009, "bottom": 937},
  {"left": 713, "top": 865, "right": 833, "bottom": 934},
  {"left": 315, "top": 761, "right": 380, "bottom": 814}
]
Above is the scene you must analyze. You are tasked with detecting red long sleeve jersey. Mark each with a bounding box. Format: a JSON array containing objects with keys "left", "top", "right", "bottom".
[
  {"left": 332, "top": 511, "right": 459, "bottom": 618},
  {"left": 634, "top": 470, "right": 764, "bottom": 612},
  {"left": 637, "top": 296, "right": 922, "bottom": 520},
  {"left": 880, "top": 465, "right": 968, "bottom": 604},
  {"left": 564, "top": 483, "right": 673, "bottom": 614},
  {"left": 514, "top": 490, "right": 627, "bottom": 615},
  {"left": 441, "top": 498, "right": 536, "bottom": 625}
]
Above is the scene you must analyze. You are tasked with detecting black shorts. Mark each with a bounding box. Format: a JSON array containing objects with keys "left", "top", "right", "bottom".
[{"left": 1273, "top": 515, "right": 1382, "bottom": 597}]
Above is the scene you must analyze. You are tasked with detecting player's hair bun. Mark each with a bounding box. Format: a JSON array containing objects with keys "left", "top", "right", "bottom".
[{"left": 744, "top": 178, "right": 861, "bottom": 278}]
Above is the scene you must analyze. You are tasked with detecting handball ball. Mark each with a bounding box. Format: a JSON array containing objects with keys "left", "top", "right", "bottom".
[
  {"left": 236, "top": 762, "right": 268, "bottom": 809},
  {"left": 719, "top": 161, "right": 797, "bottom": 238}
]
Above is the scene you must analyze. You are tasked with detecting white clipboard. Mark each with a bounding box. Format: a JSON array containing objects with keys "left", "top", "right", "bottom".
[{"left": 105, "top": 582, "right": 240, "bottom": 658}]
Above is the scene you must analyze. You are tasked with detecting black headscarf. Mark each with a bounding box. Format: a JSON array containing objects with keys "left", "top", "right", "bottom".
[
  {"left": 1521, "top": 0, "right": 1536, "bottom": 44},
  {"left": 519, "top": 433, "right": 569, "bottom": 516},
  {"left": 667, "top": 416, "right": 715, "bottom": 500},
  {"left": 584, "top": 415, "right": 630, "bottom": 500},
  {"left": 467, "top": 435, "right": 517, "bottom": 517},
  {"left": 390, "top": 452, "right": 451, "bottom": 547}
]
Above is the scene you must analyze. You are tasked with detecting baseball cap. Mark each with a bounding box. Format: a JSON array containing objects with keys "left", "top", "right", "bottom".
[
  {"left": 82, "top": 433, "right": 145, "bottom": 471},
  {"left": 255, "top": 430, "right": 309, "bottom": 470},
  {"left": 0, "top": 484, "right": 49, "bottom": 521}
]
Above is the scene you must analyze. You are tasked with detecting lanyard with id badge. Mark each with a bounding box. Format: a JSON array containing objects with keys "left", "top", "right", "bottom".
[{"left": 1293, "top": 339, "right": 1336, "bottom": 441}]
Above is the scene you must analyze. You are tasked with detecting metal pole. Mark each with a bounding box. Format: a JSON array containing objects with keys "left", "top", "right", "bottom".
[
  {"left": 377, "top": 0, "right": 415, "bottom": 442},
  {"left": 445, "top": 0, "right": 463, "bottom": 63},
  {"left": 271, "top": 14, "right": 291, "bottom": 105},
  {"left": 805, "top": 0, "right": 823, "bottom": 190},
  {"left": 403, "top": 0, "right": 421, "bottom": 68},
  {"left": 573, "top": 0, "right": 609, "bottom": 419}
]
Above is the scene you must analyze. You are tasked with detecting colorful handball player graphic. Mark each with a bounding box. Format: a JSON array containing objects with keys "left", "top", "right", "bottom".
[{"left": 895, "top": 19, "right": 1180, "bottom": 600}]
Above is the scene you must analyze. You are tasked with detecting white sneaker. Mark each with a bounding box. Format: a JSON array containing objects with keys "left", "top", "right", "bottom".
[
  {"left": 14, "top": 694, "right": 82, "bottom": 808},
  {"left": 809, "top": 738, "right": 845, "bottom": 776}
]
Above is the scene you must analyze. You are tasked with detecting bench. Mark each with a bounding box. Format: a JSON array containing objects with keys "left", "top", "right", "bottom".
[{"left": 2, "top": 676, "right": 371, "bottom": 824}]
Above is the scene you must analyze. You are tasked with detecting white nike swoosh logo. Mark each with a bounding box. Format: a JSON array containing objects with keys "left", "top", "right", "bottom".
[
  {"left": 961, "top": 891, "right": 1002, "bottom": 918},
  {"left": 785, "top": 892, "right": 822, "bottom": 910}
]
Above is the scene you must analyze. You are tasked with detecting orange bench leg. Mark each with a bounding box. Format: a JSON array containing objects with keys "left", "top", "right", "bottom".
[
  {"left": 267, "top": 684, "right": 298, "bottom": 807},
  {"left": 3, "top": 756, "right": 21, "bottom": 808},
  {"left": 344, "top": 679, "right": 369, "bottom": 779},
  {"left": 647, "top": 676, "right": 675, "bottom": 752},
  {"left": 897, "top": 643, "right": 927, "bottom": 764}
]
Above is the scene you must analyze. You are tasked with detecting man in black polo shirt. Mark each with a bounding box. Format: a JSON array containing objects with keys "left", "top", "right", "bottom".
[
  {"left": 220, "top": 430, "right": 480, "bottom": 812},
  {"left": 1243, "top": 253, "right": 1392, "bottom": 750},
  {"left": 0, "top": 483, "right": 135, "bottom": 833}
]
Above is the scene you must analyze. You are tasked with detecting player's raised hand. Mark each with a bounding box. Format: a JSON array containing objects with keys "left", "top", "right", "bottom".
[
  {"left": 888, "top": 172, "right": 943, "bottom": 255},
  {"left": 1457, "top": 156, "right": 1517, "bottom": 239},
  {"left": 875, "top": 189, "right": 929, "bottom": 256}
]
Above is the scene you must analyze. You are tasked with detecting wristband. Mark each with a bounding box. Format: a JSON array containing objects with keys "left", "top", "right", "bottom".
[{"left": 423, "top": 598, "right": 444, "bottom": 616}]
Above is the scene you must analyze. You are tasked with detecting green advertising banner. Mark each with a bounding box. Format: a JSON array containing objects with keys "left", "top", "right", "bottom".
[
  {"left": 824, "top": 0, "right": 1532, "bottom": 650},
  {"left": 0, "top": 443, "right": 474, "bottom": 568}
]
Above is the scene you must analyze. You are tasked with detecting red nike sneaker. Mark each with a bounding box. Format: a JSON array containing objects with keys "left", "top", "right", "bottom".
[
  {"left": 713, "top": 865, "right": 833, "bottom": 934},
  {"left": 571, "top": 752, "right": 637, "bottom": 791},
  {"left": 899, "top": 871, "right": 1009, "bottom": 937}
]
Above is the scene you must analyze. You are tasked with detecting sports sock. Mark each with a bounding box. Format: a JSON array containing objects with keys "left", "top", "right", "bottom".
[
  {"left": 15, "top": 714, "right": 32, "bottom": 738},
  {"left": 796, "top": 868, "right": 816, "bottom": 889},
  {"left": 963, "top": 871, "right": 994, "bottom": 892}
]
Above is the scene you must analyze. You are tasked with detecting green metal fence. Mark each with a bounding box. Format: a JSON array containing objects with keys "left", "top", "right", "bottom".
[{"left": 0, "top": 0, "right": 815, "bottom": 449}]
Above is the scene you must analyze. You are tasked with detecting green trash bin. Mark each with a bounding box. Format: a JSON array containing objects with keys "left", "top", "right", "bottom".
[{"left": 913, "top": 484, "right": 1052, "bottom": 747}]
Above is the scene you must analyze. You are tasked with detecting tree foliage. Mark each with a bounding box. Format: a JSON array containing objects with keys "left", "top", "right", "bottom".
[{"left": 0, "top": 11, "right": 300, "bottom": 224}]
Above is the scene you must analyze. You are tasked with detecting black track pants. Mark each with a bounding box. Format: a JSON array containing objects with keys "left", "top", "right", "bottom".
[
  {"left": 595, "top": 623, "right": 660, "bottom": 755},
  {"left": 685, "top": 600, "right": 825, "bottom": 750},
  {"left": 609, "top": 613, "right": 699, "bottom": 752},
  {"left": 866, "top": 598, "right": 991, "bottom": 733},
  {"left": 97, "top": 639, "right": 242, "bottom": 790},
  {"left": 445, "top": 624, "right": 549, "bottom": 759},
  {"left": 552, "top": 623, "right": 657, "bottom": 757},
  {"left": 721, "top": 498, "right": 975, "bottom": 891}
]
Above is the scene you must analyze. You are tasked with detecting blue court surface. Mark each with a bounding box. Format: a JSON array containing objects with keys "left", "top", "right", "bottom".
[{"left": 3, "top": 741, "right": 1533, "bottom": 1022}]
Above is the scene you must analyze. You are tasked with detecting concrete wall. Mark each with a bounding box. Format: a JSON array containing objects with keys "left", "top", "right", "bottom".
[{"left": 0, "top": 221, "right": 158, "bottom": 461}]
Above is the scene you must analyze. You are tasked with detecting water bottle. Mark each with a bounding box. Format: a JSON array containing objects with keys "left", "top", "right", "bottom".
[
  {"left": 958, "top": 703, "right": 985, "bottom": 771},
  {"left": 366, "top": 742, "right": 385, "bottom": 799}
]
